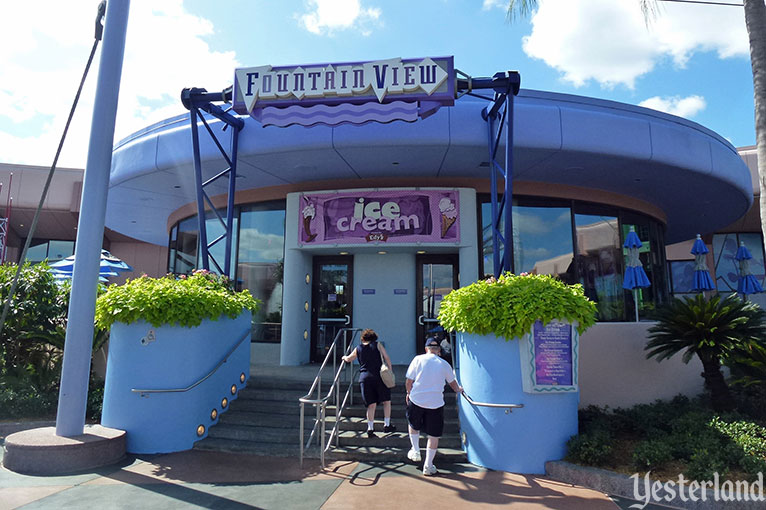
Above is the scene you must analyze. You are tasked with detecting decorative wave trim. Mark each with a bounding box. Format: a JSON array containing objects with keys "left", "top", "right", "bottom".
[{"left": 253, "top": 101, "right": 423, "bottom": 128}]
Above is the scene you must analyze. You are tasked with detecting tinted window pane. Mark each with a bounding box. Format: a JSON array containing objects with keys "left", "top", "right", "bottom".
[
  {"left": 713, "top": 233, "right": 766, "bottom": 295},
  {"left": 575, "top": 214, "right": 624, "bottom": 321},
  {"left": 25, "top": 241, "right": 49, "bottom": 263},
  {"left": 669, "top": 260, "right": 696, "bottom": 295},
  {"left": 172, "top": 216, "right": 198, "bottom": 275},
  {"left": 513, "top": 206, "right": 575, "bottom": 284},
  {"left": 238, "top": 203, "right": 285, "bottom": 343},
  {"left": 47, "top": 240, "right": 74, "bottom": 262}
]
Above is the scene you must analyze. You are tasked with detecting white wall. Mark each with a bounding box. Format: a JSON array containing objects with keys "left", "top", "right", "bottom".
[
  {"left": 578, "top": 322, "right": 705, "bottom": 408},
  {"left": 352, "top": 253, "right": 416, "bottom": 364}
]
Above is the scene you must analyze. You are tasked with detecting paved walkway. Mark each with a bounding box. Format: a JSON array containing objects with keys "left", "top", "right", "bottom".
[{"left": 0, "top": 446, "right": 652, "bottom": 510}]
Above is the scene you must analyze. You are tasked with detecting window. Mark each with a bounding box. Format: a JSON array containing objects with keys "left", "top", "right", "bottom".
[
  {"left": 713, "top": 233, "right": 766, "bottom": 295},
  {"left": 24, "top": 240, "right": 74, "bottom": 263},
  {"left": 479, "top": 195, "right": 667, "bottom": 322},
  {"left": 237, "top": 202, "right": 286, "bottom": 343},
  {"left": 575, "top": 213, "right": 623, "bottom": 321}
]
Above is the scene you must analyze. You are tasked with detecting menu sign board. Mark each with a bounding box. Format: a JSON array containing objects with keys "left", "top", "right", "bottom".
[{"left": 520, "top": 320, "right": 578, "bottom": 394}]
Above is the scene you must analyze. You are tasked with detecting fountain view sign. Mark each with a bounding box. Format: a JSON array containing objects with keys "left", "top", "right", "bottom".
[
  {"left": 233, "top": 57, "right": 454, "bottom": 113},
  {"left": 299, "top": 189, "right": 459, "bottom": 245}
]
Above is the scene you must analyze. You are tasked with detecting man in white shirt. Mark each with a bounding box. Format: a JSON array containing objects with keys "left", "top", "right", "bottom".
[{"left": 405, "top": 337, "right": 463, "bottom": 476}]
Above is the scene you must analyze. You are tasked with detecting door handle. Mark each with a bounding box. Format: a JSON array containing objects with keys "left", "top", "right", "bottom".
[
  {"left": 418, "top": 315, "right": 424, "bottom": 325},
  {"left": 344, "top": 315, "right": 351, "bottom": 325}
]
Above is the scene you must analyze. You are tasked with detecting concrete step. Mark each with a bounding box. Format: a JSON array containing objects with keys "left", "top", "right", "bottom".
[
  {"left": 335, "top": 405, "right": 459, "bottom": 420},
  {"left": 327, "top": 415, "right": 459, "bottom": 432},
  {"left": 195, "top": 437, "right": 315, "bottom": 458},
  {"left": 207, "top": 424, "right": 303, "bottom": 444},
  {"left": 335, "top": 430, "right": 462, "bottom": 449},
  {"left": 327, "top": 445, "right": 467, "bottom": 464}
]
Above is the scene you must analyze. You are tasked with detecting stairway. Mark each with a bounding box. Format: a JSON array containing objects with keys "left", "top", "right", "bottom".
[{"left": 194, "top": 365, "right": 467, "bottom": 465}]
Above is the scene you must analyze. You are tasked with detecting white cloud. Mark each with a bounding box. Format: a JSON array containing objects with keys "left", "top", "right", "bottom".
[
  {"left": 523, "top": 0, "right": 748, "bottom": 88},
  {"left": 0, "top": 0, "right": 238, "bottom": 168},
  {"left": 297, "top": 0, "right": 381, "bottom": 36},
  {"left": 638, "top": 95, "right": 707, "bottom": 118},
  {"left": 482, "top": 0, "right": 506, "bottom": 10}
]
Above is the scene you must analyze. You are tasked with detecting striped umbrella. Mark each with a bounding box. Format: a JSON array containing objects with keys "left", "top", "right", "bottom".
[
  {"left": 622, "top": 226, "right": 650, "bottom": 321},
  {"left": 690, "top": 234, "right": 715, "bottom": 292}
]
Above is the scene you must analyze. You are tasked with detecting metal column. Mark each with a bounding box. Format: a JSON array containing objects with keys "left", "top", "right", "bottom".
[{"left": 181, "top": 88, "right": 245, "bottom": 276}]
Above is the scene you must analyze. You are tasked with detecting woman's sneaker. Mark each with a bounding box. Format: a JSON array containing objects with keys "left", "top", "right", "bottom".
[
  {"left": 383, "top": 424, "right": 397, "bottom": 433},
  {"left": 422, "top": 464, "right": 438, "bottom": 476},
  {"left": 407, "top": 448, "right": 422, "bottom": 463}
]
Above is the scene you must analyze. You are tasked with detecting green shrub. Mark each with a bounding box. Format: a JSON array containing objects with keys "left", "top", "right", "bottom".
[
  {"left": 709, "top": 416, "right": 766, "bottom": 460},
  {"left": 632, "top": 439, "right": 673, "bottom": 470},
  {"left": 438, "top": 272, "right": 596, "bottom": 340},
  {"left": 566, "top": 430, "right": 613, "bottom": 466},
  {"left": 686, "top": 448, "right": 730, "bottom": 481},
  {"left": 95, "top": 270, "right": 260, "bottom": 329}
]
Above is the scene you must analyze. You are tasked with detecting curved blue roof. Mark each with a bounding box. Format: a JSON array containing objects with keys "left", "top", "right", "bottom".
[{"left": 107, "top": 89, "right": 752, "bottom": 246}]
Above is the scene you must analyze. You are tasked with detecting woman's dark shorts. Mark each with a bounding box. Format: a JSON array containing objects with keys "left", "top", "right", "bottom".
[
  {"left": 359, "top": 372, "right": 391, "bottom": 406},
  {"left": 406, "top": 401, "right": 444, "bottom": 437}
]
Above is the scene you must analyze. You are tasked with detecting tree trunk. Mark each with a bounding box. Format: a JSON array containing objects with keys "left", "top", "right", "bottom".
[
  {"left": 744, "top": 0, "right": 766, "bottom": 254},
  {"left": 699, "top": 354, "right": 734, "bottom": 412}
]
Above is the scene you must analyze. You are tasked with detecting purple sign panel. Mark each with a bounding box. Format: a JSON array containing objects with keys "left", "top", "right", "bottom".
[
  {"left": 533, "top": 321, "right": 573, "bottom": 386},
  {"left": 300, "top": 190, "right": 459, "bottom": 245},
  {"left": 234, "top": 57, "right": 455, "bottom": 114}
]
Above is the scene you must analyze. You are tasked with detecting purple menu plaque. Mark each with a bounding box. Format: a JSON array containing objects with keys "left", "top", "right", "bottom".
[{"left": 533, "top": 321, "right": 573, "bottom": 386}]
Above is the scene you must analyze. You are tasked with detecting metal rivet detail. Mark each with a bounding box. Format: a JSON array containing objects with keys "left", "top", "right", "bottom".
[
  {"left": 230, "top": 384, "right": 237, "bottom": 395},
  {"left": 211, "top": 409, "right": 218, "bottom": 420},
  {"left": 221, "top": 398, "right": 228, "bottom": 408},
  {"left": 197, "top": 425, "right": 205, "bottom": 437},
  {"left": 240, "top": 373, "right": 246, "bottom": 383}
]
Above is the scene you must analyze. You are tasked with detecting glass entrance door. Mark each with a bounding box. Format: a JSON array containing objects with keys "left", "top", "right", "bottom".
[
  {"left": 311, "top": 256, "right": 353, "bottom": 362},
  {"left": 416, "top": 254, "right": 458, "bottom": 356}
]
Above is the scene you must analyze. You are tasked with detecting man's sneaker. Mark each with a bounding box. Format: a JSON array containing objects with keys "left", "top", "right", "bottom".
[
  {"left": 407, "top": 448, "right": 421, "bottom": 463},
  {"left": 422, "top": 464, "right": 438, "bottom": 476},
  {"left": 383, "top": 424, "right": 397, "bottom": 433},
  {"left": 366, "top": 430, "right": 376, "bottom": 438}
]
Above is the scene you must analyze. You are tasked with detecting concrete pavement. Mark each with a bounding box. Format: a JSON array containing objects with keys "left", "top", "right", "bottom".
[{"left": 0, "top": 444, "right": 656, "bottom": 510}]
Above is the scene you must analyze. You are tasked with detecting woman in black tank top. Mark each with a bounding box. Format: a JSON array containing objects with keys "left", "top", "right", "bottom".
[{"left": 342, "top": 328, "right": 396, "bottom": 437}]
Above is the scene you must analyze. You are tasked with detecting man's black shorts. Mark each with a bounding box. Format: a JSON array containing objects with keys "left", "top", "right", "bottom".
[{"left": 406, "top": 401, "right": 444, "bottom": 437}]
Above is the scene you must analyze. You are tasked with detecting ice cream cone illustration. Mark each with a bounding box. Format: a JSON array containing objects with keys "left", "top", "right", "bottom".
[
  {"left": 439, "top": 197, "right": 457, "bottom": 238},
  {"left": 302, "top": 200, "right": 317, "bottom": 242}
]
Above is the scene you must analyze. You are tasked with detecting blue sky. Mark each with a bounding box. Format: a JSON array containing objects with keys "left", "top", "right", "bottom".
[{"left": 0, "top": 0, "right": 755, "bottom": 168}]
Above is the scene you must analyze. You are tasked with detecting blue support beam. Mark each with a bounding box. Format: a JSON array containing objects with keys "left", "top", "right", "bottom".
[
  {"left": 181, "top": 87, "right": 244, "bottom": 277},
  {"left": 463, "top": 71, "right": 520, "bottom": 278}
]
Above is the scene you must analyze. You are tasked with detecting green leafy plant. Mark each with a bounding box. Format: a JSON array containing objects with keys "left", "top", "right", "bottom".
[
  {"left": 646, "top": 294, "right": 766, "bottom": 412},
  {"left": 95, "top": 270, "right": 260, "bottom": 329},
  {"left": 565, "top": 430, "right": 613, "bottom": 466},
  {"left": 437, "top": 272, "right": 597, "bottom": 340},
  {"left": 632, "top": 439, "right": 673, "bottom": 470}
]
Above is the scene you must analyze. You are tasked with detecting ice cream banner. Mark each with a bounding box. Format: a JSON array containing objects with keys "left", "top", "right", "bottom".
[{"left": 299, "top": 190, "right": 459, "bottom": 245}]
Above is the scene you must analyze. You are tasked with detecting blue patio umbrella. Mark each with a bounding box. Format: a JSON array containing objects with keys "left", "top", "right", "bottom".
[
  {"left": 623, "top": 227, "right": 650, "bottom": 321},
  {"left": 690, "top": 234, "right": 715, "bottom": 292},
  {"left": 48, "top": 249, "right": 133, "bottom": 282},
  {"left": 734, "top": 242, "right": 763, "bottom": 297}
]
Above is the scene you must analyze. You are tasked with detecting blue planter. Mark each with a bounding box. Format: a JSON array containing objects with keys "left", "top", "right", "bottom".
[
  {"left": 456, "top": 331, "right": 579, "bottom": 474},
  {"left": 102, "top": 311, "right": 251, "bottom": 454}
]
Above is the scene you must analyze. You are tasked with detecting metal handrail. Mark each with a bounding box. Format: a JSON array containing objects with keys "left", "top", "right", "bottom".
[
  {"left": 461, "top": 391, "right": 524, "bottom": 411},
  {"left": 299, "top": 327, "right": 361, "bottom": 468},
  {"left": 132, "top": 328, "right": 251, "bottom": 395}
]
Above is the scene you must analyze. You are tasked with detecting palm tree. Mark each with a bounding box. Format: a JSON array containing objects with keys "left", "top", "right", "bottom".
[
  {"left": 507, "top": 0, "right": 766, "bottom": 254},
  {"left": 645, "top": 293, "right": 766, "bottom": 412}
]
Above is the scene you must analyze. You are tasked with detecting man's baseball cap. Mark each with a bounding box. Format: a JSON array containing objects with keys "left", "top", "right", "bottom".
[{"left": 425, "top": 338, "right": 440, "bottom": 349}]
